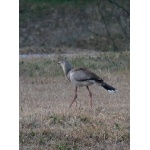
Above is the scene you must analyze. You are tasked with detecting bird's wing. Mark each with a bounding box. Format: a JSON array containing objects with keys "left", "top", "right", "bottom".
[{"left": 69, "top": 68, "right": 103, "bottom": 81}]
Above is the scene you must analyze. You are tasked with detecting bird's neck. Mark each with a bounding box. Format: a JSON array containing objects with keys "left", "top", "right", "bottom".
[{"left": 63, "top": 66, "right": 72, "bottom": 76}]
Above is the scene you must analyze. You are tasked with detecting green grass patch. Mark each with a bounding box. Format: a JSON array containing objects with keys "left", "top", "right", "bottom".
[
  {"left": 19, "top": 52, "right": 129, "bottom": 77},
  {"left": 20, "top": 112, "right": 130, "bottom": 149}
]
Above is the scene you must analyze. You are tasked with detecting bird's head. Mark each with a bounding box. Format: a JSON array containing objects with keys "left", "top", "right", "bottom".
[
  {"left": 58, "top": 60, "right": 65, "bottom": 67},
  {"left": 58, "top": 60, "right": 73, "bottom": 75}
]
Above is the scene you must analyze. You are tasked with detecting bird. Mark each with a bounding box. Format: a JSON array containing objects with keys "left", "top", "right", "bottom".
[{"left": 58, "top": 59, "right": 117, "bottom": 108}]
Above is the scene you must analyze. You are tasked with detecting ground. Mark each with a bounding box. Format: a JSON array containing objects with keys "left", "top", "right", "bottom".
[{"left": 19, "top": 51, "right": 130, "bottom": 150}]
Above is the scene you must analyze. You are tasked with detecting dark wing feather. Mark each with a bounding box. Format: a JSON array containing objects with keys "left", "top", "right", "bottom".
[{"left": 71, "top": 68, "right": 103, "bottom": 82}]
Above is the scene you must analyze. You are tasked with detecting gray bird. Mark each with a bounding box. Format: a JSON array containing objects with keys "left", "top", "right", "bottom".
[{"left": 58, "top": 59, "right": 116, "bottom": 108}]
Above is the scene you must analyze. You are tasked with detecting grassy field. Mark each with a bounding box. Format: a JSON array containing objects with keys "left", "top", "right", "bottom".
[{"left": 19, "top": 52, "right": 130, "bottom": 150}]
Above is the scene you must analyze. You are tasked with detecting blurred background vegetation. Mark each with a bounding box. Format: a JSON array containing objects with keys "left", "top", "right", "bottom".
[{"left": 19, "top": 0, "right": 130, "bottom": 54}]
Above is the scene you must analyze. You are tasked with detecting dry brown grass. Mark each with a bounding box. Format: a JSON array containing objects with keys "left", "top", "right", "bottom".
[{"left": 20, "top": 52, "right": 129, "bottom": 150}]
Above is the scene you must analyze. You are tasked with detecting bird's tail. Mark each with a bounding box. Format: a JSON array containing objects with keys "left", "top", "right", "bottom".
[{"left": 100, "top": 82, "right": 116, "bottom": 93}]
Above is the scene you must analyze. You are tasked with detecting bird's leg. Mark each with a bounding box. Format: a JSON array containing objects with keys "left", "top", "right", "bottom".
[
  {"left": 69, "top": 87, "right": 78, "bottom": 108},
  {"left": 86, "top": 86, "right": 93, "bottom": 108}
]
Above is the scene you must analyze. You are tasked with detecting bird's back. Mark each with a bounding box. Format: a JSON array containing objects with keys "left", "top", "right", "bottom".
[{"left": 68, "top": 68, "right": 103, "bottom": 85}]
